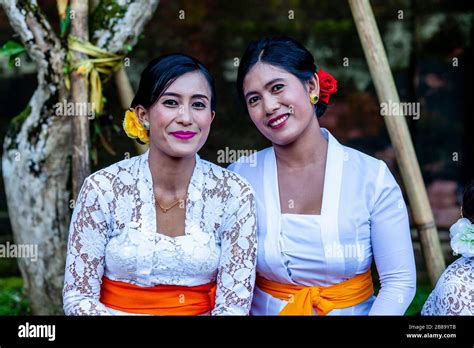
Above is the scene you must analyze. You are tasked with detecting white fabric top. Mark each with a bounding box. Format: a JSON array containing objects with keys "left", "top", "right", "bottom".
[
  {"left": 63, "top": 150, "right": 257, "bottom": 316},
  {"left": 280, "top": 214, "right": 323, "bottom": 284},
  {"left": 229, "top": 128, "right": 417, "bottom": 315},
  {"left": 422, "top": 257, "right": 473, "bottom": 315}
]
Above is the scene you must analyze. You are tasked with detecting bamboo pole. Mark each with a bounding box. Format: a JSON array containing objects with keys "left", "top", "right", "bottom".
[
  {"left": 70, "top": 0, "right": 90, "bottom": 199},
  {"left": 115, "top": 68, "right": 148, "bottom": 154},
  {"left": 348, "top": 0, "right": 445, "bottom": 286}
]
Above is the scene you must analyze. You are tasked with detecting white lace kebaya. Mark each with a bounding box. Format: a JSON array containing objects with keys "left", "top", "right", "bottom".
[
  {"left": 422, "top": 218, "right": 474, "bottom": 315},
  {"left": 63, "top": 150, "right": 257, "bottom": 315}
]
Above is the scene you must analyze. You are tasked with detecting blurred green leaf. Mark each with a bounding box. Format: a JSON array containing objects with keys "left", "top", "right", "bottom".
[
  {"left": 0, "top": 277, "right": 30, "bottom": 315},
  {"left": 0, "top": 40, "right": 26, "bottom": 57},
  {"left": 0, "top": 40, "right": 27, "bottom": 69},
  {"left": 405, "top": 285, "right": 432, "bottom": 316},
  {"left": 60, "top": 6, "right": 72, "bottom": 37}
]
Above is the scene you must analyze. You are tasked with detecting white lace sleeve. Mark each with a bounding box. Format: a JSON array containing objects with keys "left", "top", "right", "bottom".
[
  {"left": 211, "top": 185, "right": 257, "bottom": 316},
  {"left": 422, "top": 257, "right": 474, "bottom": 315},
  {"left": 63, "top": 176, "right": 112, "bottom": 315}
]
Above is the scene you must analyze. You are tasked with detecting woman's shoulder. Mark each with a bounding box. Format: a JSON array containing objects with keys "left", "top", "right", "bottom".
[
  {"left": 441, "top": 256, "right": 474, "bottom": 282},
  {"left": 422, "top": 257, "right": 473, "bottom": 315},
  {"left": 340, "top": 144, "right": 401, "bottom": 201},
  {"left": 199, "top": 158, "right": 256, "bottom": 198},
  {"left": 342, "top": 144, "right": 385, "bottom": 174},
  {"left": 86, "top": 153, "right": 144, "bottom": 189},
  {"left": 227, "top": 147, "right": 270, "bottom": 175}
]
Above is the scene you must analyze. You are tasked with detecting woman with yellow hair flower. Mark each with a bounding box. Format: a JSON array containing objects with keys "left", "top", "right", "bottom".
[{"left": 63, "top": 54, "right": 257, "bottom": 316}]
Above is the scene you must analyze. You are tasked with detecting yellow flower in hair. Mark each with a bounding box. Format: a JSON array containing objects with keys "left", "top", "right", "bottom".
[
  {"left": 123, "top": 108, "right": 149, "bottom": 144},
  {"left": 137, "top": 128, "right": 150, "bottom": 144}
]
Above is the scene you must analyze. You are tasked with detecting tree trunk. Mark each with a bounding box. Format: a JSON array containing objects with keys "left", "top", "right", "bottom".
[
  {"left": 1, "top": 0, "right": 159, "bottom": 314},
  {"left": 70, "top": 0, "right": 91, "bottom": 199}
]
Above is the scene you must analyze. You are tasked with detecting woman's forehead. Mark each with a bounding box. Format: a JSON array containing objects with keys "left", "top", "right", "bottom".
[
  {"left": 243, "top": 63, "right": 292, "bottom": 90},
  {"left": 165, "top": 71, "right": 211, "bottom": 96}
]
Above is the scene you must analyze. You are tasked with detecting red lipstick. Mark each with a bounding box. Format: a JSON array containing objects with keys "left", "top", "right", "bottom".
[{"left": 268, "top": 113, "right": 290, "bottom": 129}]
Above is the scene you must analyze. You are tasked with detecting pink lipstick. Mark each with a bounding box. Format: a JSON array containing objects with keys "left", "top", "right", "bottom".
[{"left": 170, "top": 130, "right": 197, "bottom": 140}]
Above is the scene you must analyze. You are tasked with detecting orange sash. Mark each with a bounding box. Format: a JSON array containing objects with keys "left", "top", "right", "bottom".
[
  {"left": 100, "top": 277, "right": 216, "bottom": 315},
  {"left": 256, "top": 269, "right": 374, "bottom": 315}
]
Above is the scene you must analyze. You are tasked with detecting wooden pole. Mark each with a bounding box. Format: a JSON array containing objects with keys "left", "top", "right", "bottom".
[
  {"left": 348, "top": 0, "right": 445, "bottom": 286},
  {"left": 115, "top": 68, "right": 148, "bottom": 154},
  {"left": 70, "top": 0, "right": 90, "bottom": 198}
]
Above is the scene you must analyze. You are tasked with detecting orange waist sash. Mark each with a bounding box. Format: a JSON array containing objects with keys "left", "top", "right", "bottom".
[
  {"left": 100, "top": 277, "right": 216, "bottom": 315},
  {"left": 256, "top": 269, "right": 374, "bottom": 315}
]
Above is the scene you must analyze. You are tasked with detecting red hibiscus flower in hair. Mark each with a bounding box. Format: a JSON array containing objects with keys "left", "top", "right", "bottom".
[{"left": 317, "top": 69, "right": 338, "bottom": 104}]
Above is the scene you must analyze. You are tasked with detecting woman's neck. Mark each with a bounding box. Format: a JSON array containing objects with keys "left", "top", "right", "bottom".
[
  {"left": 147, "top": 146, "right": 196, "bottom": 194},
  {"left": 273, "top": 118, "right": 328, "bottom": 169}
]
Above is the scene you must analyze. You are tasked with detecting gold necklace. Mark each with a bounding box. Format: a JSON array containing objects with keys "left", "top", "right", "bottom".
[{"left": 155, "top": 197, "right": 184, "bottom": 213}]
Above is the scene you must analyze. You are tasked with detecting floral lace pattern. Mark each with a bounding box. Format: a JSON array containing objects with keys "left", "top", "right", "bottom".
[
  {"left": 422, "top": 257, "right": 474, "bottom": 315},
  {"left": 63, "top": 151, "right": 257, "bottom": 315}
]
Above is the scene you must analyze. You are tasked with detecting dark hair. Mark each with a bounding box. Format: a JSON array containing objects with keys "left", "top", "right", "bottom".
[
  {"left": 237, "top": 36, "right": 327, "bottom": 117},
  {"left": 462, "top": 181, "right": 474, "bottom": 223},
  {"left": 132, "top": 53, "right": 216, "bottom": 112}
]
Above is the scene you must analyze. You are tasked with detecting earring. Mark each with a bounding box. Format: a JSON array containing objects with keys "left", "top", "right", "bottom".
[
  {"left": 143, "top": 121, "right": 150, "bottom": 130},
  {"left": 310, "top": 93, "right": 319, "bottom": 105}
]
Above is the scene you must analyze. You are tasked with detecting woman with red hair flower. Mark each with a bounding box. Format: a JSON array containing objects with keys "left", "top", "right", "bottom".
[{"left": 229, "top": 37, "right": 416, "bottom": 315}]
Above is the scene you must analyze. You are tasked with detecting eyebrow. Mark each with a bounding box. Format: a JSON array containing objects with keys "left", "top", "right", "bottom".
[
  {"left": 161, "top": 92, "right": 209, "bottom": 101},
  {"left": 244, "top": 78, "right": 286, "bottom": 100}
]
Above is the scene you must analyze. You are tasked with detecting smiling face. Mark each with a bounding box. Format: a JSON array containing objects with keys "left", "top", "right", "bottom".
[
  {"left": 243, "top": 62, "right": 319, "bottom": 146},
  {"left": 137, "top": 70, "right": 215, "bottom": 158}
]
